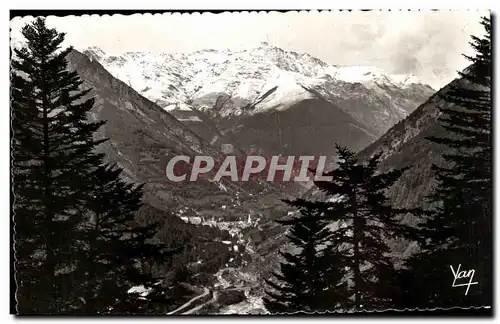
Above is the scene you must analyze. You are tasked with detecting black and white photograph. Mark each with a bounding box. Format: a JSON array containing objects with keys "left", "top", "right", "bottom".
[{"left": 9, "top": 9, "right": 492, "bottom": 315}]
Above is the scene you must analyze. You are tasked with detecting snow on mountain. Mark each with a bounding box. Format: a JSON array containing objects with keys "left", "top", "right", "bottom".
[
  {"left": 328, "top": 66, "right": 422, "bottom": 89},
  {"left": 390, "top": 73, "right": 423, "bottom": 88},
  {"left": 82, "top": 43, "right": 434, "bottom": 135},
  {"left": 9, "top": 34, "right": 434, "bottom": 136},
  {"left": 253, "top": 71, "right": 315, "bottom": 113},
  {"left": 328, "top": 66, "right": 390, "bottom": 84}
]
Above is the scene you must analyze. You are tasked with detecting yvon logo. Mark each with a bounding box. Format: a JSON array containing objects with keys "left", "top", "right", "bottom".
[{"left": 450, "top": 264, "right": 479, "bottom": 296}]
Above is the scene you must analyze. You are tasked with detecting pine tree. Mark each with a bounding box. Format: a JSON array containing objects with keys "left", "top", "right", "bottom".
[
  {"left": 72, "top": 164, "right": 180, "bottom": 315},
  {"left": 313, "top": 144, "right": 415, "bottom": 310},
  {"left": 11, "top": 17, "right": 106, "bottom": 314},
  {"left": 263, "top": 200, "right": 348, "bottom": 313},
  {"left": 12, "top": 18, "right": 178, "bottom": 315},
  {"left": 73, "top": 163, "right": 142, "bottom": 314},
  {"left": 404, "top": 16, "right": 492, "bottom": 308}
]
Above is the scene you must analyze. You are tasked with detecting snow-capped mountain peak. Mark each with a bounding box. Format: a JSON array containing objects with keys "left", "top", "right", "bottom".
[
  {"left": 76, "top": 45, "right": 434, "bottom": 134},
  {"left": 390, "top": 73, "right": 423, "bottom": 88},
  {"left": 253, "top": 71, "right": 315, "bottom": 113},
  {"left": 329, "top": 66, "right": 425, "bottom": 89},
  {"left": 82, "top": 46, "right": 106, "bottom": 62},
  {"left": 329, "top": 66, "right": 387, "bottom": 83}
]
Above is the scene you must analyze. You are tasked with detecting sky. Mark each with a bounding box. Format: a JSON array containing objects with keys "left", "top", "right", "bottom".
[{"left": 10, "top": 10, "right": 489, "bottom": 89}]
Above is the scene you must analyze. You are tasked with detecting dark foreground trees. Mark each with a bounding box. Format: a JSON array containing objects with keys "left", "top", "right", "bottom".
[
  {"left": 314, "top": 145, "right": 416, "bottom": 310},
  {"left": 12, "top": 18, "right": 173, "bottom": 314},
  {"left": 75, "top": 164, "right": 179, "bottom": 314},
  {"left": 265, "top": 145, "right": 414, "bottom": 312},
  {"left": 263, "top": 200, "right": 348, "bottom": 313},
  {"left": 404, "top": 16, "right": 492, "bottom": 308},
  {"left": 12, "top": 17, "right": 107, "bottom": 313},
  {"left": 265, "top": 16, "right": 492, "bottom": 312}
]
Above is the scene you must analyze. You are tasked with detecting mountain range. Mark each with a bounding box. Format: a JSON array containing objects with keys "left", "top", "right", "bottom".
[
  {"left": 83, "top": 43, "right": 435, "bottom": 155},
  {"left": 11, "top": 38, "right": 451, "bottom": 313},
  {"left": 75, "top": 42, "right": 446, "bottom": 279}
]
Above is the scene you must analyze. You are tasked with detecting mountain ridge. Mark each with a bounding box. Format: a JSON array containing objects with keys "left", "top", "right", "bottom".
[
  {"left": 65, "top": 48, "right": 295, "bottom": 217},
  {"left": 83, "top": 44, "right": 435, "bottom": 138}
]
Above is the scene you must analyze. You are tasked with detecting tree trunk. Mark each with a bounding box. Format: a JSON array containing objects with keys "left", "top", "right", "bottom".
[
  {"left": 41, "top": 75, "right": 58, "bottom": 311},
  {"left": 352, "top": 187, "right": 361, "bottom": 309},
  {"left": 42, "top": 86, "right": 56, "bottom": 287}
]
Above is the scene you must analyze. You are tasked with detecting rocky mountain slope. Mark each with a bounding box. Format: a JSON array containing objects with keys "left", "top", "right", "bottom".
[
  {"left": 355, "top": 77, "right": 472, "bottom": 211},
  {"left": 84, "top": 44, "right": 434, "bottom": 155},
  {"left": 74, "top": 44, "right": 437, "bottom": 305},
  {"left": 10, "top": 36, "right": 438, "bottom": 312},
  {"left": 300, "top": 75, "right": 477, "bottom": 211},
  {"left": 64, "top": 49, "right": 300, "bottom": 245},
  {"left": 214, "top": 97, "right": 377, "bottom": 155},
  {"left": 263, "top": 74, "right": 482, "bottom": 289},
  {"left": 66, "top": 50, "right": 319, "bottom": 312}
]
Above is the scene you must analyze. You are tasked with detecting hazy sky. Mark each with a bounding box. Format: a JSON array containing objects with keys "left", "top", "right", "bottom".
[{"left": 10, "top": 10, "right": 489, "bottom": 89}]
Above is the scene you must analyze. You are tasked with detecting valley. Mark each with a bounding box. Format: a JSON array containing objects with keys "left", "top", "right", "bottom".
[
  {"left": 11, "top": 37, "right": 438, "bottom": 314},
  {"left": 70, "top": 44, "right": 438, "bottom": 314},
  {"left": 10, "top": 12, "right": 491, "bottom": 315}
]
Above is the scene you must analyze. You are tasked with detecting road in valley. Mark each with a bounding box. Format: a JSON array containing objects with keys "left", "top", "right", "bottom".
[
  {"left": 167, "top": 267, "right": 262, "bottom": 315},
  {"left": 166, "top": 287, "right": 210, "bottom": 315},
  {"left": 182, "top": 291, "right": 219, "bottom": 314}
]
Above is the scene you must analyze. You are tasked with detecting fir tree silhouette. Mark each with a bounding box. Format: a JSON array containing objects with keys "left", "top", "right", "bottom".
[
  {"left": 313, "top": 144, "right": 416, "bottom": 310},
  {"left": 404, "top": 16, "right": 492, "bottom": 308},
  {"left": 263, "top": 200, "right": 348, "bottom": 313},
  {"left": 12, "top": 17, "right": 106, "bottom": 314},
  {"left": 74, "top": 164, "right": 181, "bottom": 315},
  {"left": 12, "top": 18, "right": 178, "bottom": 314}
]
